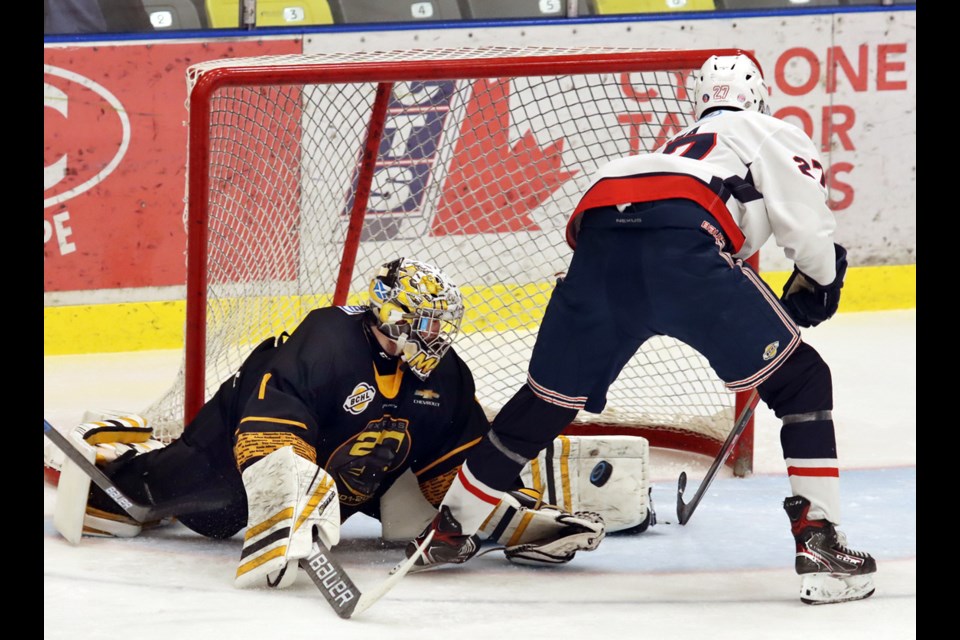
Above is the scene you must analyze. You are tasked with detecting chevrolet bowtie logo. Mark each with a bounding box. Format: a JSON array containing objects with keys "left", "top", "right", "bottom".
[{"left": 415, "top": 389, "right": 440, "bottom": 400}]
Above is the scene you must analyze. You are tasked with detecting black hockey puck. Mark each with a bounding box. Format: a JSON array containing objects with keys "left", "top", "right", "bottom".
[{"left": 590, "top": 460, "right": 613, "bottom": 486}]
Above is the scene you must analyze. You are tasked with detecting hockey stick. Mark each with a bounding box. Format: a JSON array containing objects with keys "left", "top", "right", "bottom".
[
  {"left": 676, "top": 389, "right": 761, "bottom": 525},
  {"left": 43, "top": 418, "right": 226, "bottom": 521},
  {"left": 301, "top": 529, "right": 434, "bottom": 619},
  {"left": 45, "top": 418, "right": 430, "bottom": 619}
]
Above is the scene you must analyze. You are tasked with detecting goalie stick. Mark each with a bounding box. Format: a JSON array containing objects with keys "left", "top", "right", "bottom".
[
  {"left": 44, "top": 418, "right": 431, "bottom": 619},
  {"left": 676, "top": 389, "right": 761, "bottom": 525},
  {"left": 301, "top": 529, "right": 433, "bottom": 619}
]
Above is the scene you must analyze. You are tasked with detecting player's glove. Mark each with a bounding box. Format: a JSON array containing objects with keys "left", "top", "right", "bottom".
[
  {"left": 780, "top": 243, "right": 848, "bottom": 328},
  {"left": 73, "top": 414, "right": 165, "bottom": 466},
  {"left": 331, "top": 442, "right": 396, "bottom": 502}
]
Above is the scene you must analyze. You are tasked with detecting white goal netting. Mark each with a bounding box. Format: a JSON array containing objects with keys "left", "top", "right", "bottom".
[{"left": 143, "top": 46, "right": 750, "bottom": 469}]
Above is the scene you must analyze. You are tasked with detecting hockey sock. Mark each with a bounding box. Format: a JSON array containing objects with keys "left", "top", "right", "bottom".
[
  {"left": 438, "top": 462, "right": 504, "bottom": 536},
  {"left": 759, "top": 342, "right": 841, "bottom": 523}
]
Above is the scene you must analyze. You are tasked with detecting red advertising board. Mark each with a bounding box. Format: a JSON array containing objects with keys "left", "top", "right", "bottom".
[{"left": 43, "top": 39, "right": 302, "bottom": 292}]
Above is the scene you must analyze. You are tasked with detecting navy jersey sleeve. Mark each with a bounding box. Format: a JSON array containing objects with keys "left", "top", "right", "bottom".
[
  {"left": 409, "top": 349, "right": 492, "bottom": 507},
  {"left": 233, "top": 309, "right": 343, "bottom": 472}
]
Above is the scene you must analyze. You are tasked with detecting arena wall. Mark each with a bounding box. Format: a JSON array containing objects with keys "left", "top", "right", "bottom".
[{"left": 43, "top": 6, "right": 916, "bottom": 354}]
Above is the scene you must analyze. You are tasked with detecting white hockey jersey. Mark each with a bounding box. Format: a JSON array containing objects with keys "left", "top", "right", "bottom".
[{"left": 566, "top": 109, "right": 838, "bottom": 286}]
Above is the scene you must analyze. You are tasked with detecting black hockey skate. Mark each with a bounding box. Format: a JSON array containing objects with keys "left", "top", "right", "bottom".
[
  {"left": 783, "top": 496, "right": 877, "bottom": 605},
  {"left": 405, "top": 505, "right": 480, "bottom": 572}
]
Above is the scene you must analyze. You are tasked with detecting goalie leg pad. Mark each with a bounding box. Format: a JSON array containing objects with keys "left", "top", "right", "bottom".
[
  {"left": 479, "top": 490, "right": 606, "bottom": 566},
  {"left": 379, "top": 469, "right": 437, "bottom": 542},
  {"left": 519, "top": 435, "right": 654, "bottom": 534},
  {"left": 236, "top": 446, "right": 340, "bottom": 589}
]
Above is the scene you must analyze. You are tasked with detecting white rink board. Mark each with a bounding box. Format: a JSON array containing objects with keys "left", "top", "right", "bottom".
[{"left": 301, "top": 9, "right": 916, "bottom": 271}]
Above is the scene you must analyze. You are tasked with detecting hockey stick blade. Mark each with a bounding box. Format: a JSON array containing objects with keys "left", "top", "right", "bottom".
[
  {"left": 43, "top": 418, "right": 226, "bottom": 523},
  {"left": 300, "top": 529, "right": 434, "bottom": 619},
  {"left": 676, "top": 389, "right": 760, "bottom": 525}
]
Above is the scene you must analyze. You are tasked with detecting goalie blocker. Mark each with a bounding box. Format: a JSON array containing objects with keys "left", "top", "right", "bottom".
[{"left": 237, "top": 446, "right": 342, "bottom": 589}]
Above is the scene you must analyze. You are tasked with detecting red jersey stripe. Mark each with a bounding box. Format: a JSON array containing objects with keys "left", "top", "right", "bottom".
[{"left": 566, "top": 174, "right": 745, "bottom": 253}]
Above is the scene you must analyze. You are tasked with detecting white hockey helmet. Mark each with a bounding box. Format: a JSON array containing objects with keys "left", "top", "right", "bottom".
[
  {"left": 368, "top": 257, "right": 464, "bottom": 380},
  {"left": 693, "top": 54, "right": 771, "bottom": 120}
]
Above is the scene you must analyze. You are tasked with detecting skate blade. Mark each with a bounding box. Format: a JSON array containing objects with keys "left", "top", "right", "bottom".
[{"left": 800, "top": 573, "right": 876, "bottom": 605}]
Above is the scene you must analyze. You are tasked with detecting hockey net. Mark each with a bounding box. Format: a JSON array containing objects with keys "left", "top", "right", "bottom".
[{"left": 143, "top": 45, "right": 757, "bottom": 475}]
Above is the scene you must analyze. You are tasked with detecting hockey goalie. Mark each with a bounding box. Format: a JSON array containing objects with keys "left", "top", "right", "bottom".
[
  {"left": 45, "top": 414, "right": 654, "bottom": 576},
  {"left": 44, "top": 257, "right": 655, "bottom": 588}
]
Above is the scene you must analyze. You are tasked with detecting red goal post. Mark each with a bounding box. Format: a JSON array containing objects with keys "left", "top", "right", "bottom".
[{"left": 145, "top": 46, "right": 760, "bottom": 476}]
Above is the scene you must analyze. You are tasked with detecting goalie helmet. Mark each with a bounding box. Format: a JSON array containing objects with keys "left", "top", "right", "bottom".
[
  {"left": 368, "top": 258, "right": 464, "bottom": 380},
  {"left": 693, "top": 54, "right": 771, "bottom": 120}
]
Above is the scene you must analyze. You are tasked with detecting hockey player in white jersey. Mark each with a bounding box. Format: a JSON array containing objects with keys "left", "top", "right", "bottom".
[{"left": 404, "top": 53, "right": 877, "bottom": 605}]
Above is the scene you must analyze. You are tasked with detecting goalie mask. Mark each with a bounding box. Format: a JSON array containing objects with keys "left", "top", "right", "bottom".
[
  {"left": 693, "top": 54, "right": 771, "bottom": 120},
  {"left": 368, "top": 258, "right": 464, "bottom": 380}
]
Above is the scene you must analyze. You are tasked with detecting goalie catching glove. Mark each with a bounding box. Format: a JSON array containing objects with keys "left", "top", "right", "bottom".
[
  {"left": 52, "top": 414, "right": 167, "bottom": 543},
  {"left": 236, "top": 446, "right": 341, "bottom": 589},
  {"left": 72, "top": 414, "right": 165, "bottom": 465}
]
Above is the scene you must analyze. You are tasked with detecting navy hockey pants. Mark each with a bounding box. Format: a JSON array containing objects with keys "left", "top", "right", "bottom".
[{"left": 527, "top": 200, "right": 800, "bottom": 414}]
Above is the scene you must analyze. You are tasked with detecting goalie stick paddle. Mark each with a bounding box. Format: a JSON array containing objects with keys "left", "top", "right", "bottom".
[
  {"left": 43, "top": 418, "right": 229, "bottom": 523},
  {"left": 299, "top": 529, "right": 434, "bottom": 619},
  {"left": 676, "top": 389, "right": 761, "bottom": 525}
]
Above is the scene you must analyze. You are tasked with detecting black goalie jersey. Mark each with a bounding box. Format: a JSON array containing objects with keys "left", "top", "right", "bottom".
[{"left": 232, "top": 306, "right": 490, "bottom": 520}]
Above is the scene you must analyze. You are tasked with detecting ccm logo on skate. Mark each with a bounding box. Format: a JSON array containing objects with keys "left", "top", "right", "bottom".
[
  {"left": 834, "top": 552, "right": 863, "bottom": 566},
  {"left": 590, "top": 461, "right": 613, "bottom": 487}
]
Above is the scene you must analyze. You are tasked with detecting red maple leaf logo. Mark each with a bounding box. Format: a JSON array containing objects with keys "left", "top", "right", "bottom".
[{"left": 431, "top": 78, "right": 577, "bottom": 235}]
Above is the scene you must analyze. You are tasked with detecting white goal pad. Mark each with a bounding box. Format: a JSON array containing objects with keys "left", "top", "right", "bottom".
[{"left": 520, "top": 435, "right": 652, "bottom": 533}]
